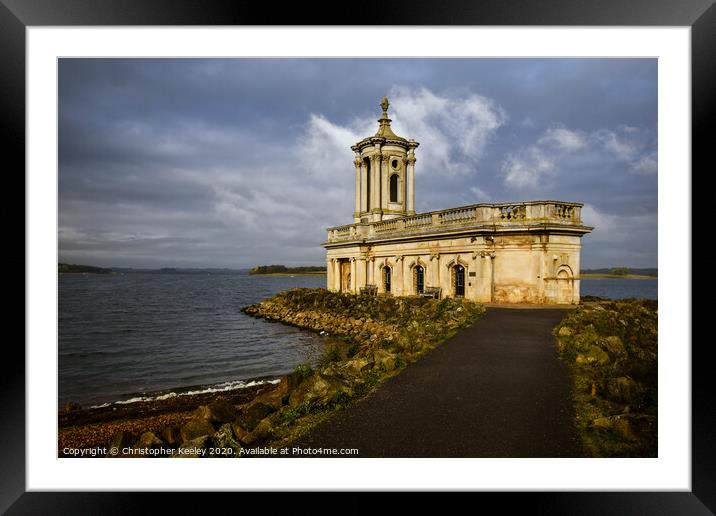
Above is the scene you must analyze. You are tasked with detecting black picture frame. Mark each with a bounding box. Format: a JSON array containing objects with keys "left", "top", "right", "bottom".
[{"left": 4, "top": 0, "right": 708, "bottom": 512}]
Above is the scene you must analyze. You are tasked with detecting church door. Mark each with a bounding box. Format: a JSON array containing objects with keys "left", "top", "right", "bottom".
[
  {"left": 454, "top": 264, "right": 465, "bottom": 297},
  {"left": 414, "top": 266, "right": 424, "bottom": 295},
  {"left": 383, "top": 266, "right": 391, "bottom": 293},
  {"left": 340, "top": 261, "right": 351, "bottom": 292}
]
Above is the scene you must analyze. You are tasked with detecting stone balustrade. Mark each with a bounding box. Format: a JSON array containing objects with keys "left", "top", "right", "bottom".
[{"left": 326, "top": 201, "right": 584, "bottom": 243}]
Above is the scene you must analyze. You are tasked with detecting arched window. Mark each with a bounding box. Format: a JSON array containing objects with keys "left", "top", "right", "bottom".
[
  {"left": 383, "top": 266, "right": 391, "bottom": 293},
  {"left": 413, "top": 265, "right": 424, "bottom": 295},
  {"left": 389, "top": 174, "right": 399, "bottom": 203}
]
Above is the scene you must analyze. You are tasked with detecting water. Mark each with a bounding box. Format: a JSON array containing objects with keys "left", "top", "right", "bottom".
[
  {"left": 59, "top": 272, "right": 657, "bottom": 407},
  {"left": 580, "top": 278, "right": 657, "bottom": 300},
  {"left": 58, "top": 272, "right": 329, "bottom": 407}
]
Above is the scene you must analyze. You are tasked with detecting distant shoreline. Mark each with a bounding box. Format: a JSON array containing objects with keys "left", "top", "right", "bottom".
[
  {"left": 581, "top": 274, "right": 657, "bottom": 280},
  {"left": 253, "top": 272, "right": 327, "bottom": 277}
]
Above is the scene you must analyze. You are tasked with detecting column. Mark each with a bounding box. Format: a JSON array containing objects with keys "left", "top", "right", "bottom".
[
  {"left": 350, "top": 258, "right": 356, "bottom": 293},
  {"left": 360, "top": 161, "right": 367, "bottom": 213},
  {"left": 354, "top": 156, "right": 361, "bottom": 219},
  {"left": 395, "top": 256, "right": 404, "bottom": 295},
  {"left": 357, "top": 258, "right": 367, "bottom": 290},
  {"left": 407, "top": 154, "right": 416, "bottom": 214},
  {"left": 381, "top": 155, "right": 389, "bottom": 210},
  {"left": 334, "top": 259, "right": 341, "bottom": 291},
  {"left": 371, "top": 155, "right": 380, "bottom": 214}
]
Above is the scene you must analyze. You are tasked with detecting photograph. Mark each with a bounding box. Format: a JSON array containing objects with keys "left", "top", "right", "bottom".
[
  {"left": 7, "top": 8, "right": 705, "bottom": 509},
  {"left": 57, "top": 57, "right": 658, "bottom": 460}
]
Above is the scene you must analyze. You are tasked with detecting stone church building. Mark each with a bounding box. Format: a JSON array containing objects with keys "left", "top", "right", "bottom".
[{"left": 323, "top": 97, "right": 593, "bottom": 304}]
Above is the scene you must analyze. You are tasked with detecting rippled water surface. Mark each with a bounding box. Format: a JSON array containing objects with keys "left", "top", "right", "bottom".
[
  {"left": 59, "top": 272, "right": 328, "bottom": 406},
  {"left": 580, "top": 278, "right": 657, "bottom": 300}
]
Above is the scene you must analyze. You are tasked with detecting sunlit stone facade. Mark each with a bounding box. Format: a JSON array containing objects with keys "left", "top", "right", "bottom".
[{"left": 323, "top": 98, "right": 593, "bottom": 304}]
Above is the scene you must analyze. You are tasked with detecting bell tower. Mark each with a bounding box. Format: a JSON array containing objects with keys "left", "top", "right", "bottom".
[{"left": 351, "top": 97, "right": 419, "bottom": 223}]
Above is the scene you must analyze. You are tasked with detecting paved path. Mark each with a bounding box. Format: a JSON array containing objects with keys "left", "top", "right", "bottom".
[{"left": 292, "top": 307, "right": 585, "bottom": 457}]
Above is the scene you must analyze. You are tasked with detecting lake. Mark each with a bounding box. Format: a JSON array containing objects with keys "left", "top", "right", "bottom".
[
  {"left": 580, "top": 278, "right": 657, "bottom": 300},
  {"left": 58, "top": 272, "right": 656, "bottom": 407},
  {"left": 58, "top": 272, "right": 330, "bottom": 407}
]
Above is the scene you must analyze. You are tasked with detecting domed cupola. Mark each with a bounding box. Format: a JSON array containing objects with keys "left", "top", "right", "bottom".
[{"left": 350, "top": 97, "right": 419, "bottom": 223}]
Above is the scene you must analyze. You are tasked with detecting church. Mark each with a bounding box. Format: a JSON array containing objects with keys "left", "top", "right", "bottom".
[{"left": 323, "top": 97, "right": 593, "bottom": 304}]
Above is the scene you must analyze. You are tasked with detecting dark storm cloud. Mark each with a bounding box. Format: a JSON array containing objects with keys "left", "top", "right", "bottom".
[{"left": 58, "top": 58, "right": 657, "bottom": 268}]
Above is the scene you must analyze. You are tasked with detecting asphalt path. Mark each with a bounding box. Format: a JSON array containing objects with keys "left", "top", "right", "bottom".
[{"left": 291, "top": 307, "right": 585, "bottom": 457}]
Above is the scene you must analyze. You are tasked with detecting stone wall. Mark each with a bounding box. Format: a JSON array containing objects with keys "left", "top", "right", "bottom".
[{"left": 326, "top": 232, "right": 583, "bottom": 304}]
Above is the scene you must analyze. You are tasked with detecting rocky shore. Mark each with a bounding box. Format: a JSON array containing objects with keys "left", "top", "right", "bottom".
[
  {"left": 59, "top": 288, "right": 485, "bottom": 458},
  {"left": 554, "top": 298, "right": 658, "bottom": 457}
]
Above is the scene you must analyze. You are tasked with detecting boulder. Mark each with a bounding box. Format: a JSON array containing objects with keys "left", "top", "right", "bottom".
[
  {"left": 108, "top": 430, "right": 135, "bottom": 450},
  {"left": 606, "top": 376, "right": 642, "bottom": 404},
  {"left": 612, "top": 415, "right": 638, "bottom": 441},
  {"left": 241, "top": 417, "right": 274, "bottom": 447},
  {"left": 231, "top": 419, "right": 251, "bottom": 443},
  {"left": 134, "top": 431, "right": 164, "bottom": 450},
  {"left": 180, "top": 418, "right": 216, "bottom": 443},
  {"left": 161, "top": 425, "right": 182, "bottom": 446},
  {"left": 236, "top": 401, "right": 275, "bottom": 430},
  {"left": 585, "top": 345, "right": 610, "bottom": 365},
  {"left": 275, "top": 372, "right": 302, "bottom": 402},
  {"left": 557, "top": 326, "right": 573, "bottom": 337},
  {"left": 592, "top": 416, "right": 613, "bottom": 430},
  {"left": 373, "top": 349, "right": 398, "bottom": 371},
  {"left": 288, "top": 373, "right": 352, "bottom": 408},
  {"left": 342, "top": 356, "right": 374, "bottom": 375},
  {"left": 64, "top": 401, "right": 82, "bottom": 413},
  {"left": 211, "top": 423, "right": 241, "bottom": 456},
  {"left": 603, "top": 336, "right": 626, "bottom": 357},
  {"left": 592, "top": 414, "right": 653, "bottom": 441},
  {"left": 252, "top": 389, "right": 285, "bottom": 411},
  {"left": 320, "top": 363, "right": 342, "bottom": 377},
  {"left": 193, "top": 401, "right": 236, "bottom": 424},
  {"left": 175, "top": 436, "right": 210, "bottom": 458}
]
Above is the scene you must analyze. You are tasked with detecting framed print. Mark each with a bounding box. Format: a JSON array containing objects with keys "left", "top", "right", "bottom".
[{"left": 5, "top": 0, "right": 711, "bottom": 512}]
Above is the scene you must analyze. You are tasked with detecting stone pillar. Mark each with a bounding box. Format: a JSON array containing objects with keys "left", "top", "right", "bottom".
[
  {"left": 395, "top": 255, "right": 404, "bottom": 295},
  {"left": 326, "top": 259, "right": 332, "bottom": 291},
  {"left": 407, "top": 153, "right": 416, "bottom": 215},
  {"left": 381, "top": 155, "right": 389, "bottom": 210},
  {"left": 429, "top": 253, "right": 439, "bottom": 289},
  {"left": 360, "top": 160, "right": 368, "bottom": 213},
  {"left": 357, "top": 258, "right": 367, "bottom": 290},
  {"left": 371, "top": 154, "right": 381, "bottom": 217},
  {"left": 354, "top": 154, "right": 361, "bottom": 220},
  {"left": 489, "top": 253, "right": 495, "bottom": 302},
  {"left": 350, "top": 258, "right": 356, "bottom": 293},
  {"left": 334, "top": 259, "right": 341, "bottom": 292}
]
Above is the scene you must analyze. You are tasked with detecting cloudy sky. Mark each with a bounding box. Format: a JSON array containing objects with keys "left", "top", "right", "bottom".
[{"left": 58, "top": 58, "right": 657, "bottom": 269}]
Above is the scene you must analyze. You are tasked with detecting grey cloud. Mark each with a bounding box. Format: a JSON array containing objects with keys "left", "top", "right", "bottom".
[{"left": 59, "top": 58, "right": 657, "bottom": 269}]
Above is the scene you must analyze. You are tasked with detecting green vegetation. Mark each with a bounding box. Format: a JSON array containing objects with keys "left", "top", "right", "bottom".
[
  {"left": 58, "top": 263, "right": 113, "bottom": 274},
  {"left": 554, "top": 299, "right": 657, "bottom": 457},
  {"left": 242, "top": 288, "right": 485, "bottom": 448},
  {"left": 249, "top": 265, "right": 327, "bottom": 275},
  {"left": 581, "top": 267, "right": 657, "bottom": 279}
]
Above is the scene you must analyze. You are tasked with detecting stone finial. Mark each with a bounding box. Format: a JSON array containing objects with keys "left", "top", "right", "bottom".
[
  {"left": 373, "top": 96, "right": 405, "bottom": 141},
  {"left": 380, "top": 96, "right": 389, "bottom": 114}
]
